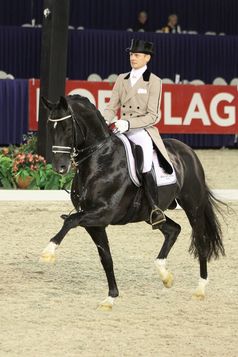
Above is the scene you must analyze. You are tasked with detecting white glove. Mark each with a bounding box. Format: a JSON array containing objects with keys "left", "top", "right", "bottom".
[{"left": 113, "top": 120, "right": 129, "bottom": 134}]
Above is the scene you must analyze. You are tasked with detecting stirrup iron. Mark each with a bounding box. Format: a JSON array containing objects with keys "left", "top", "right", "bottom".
[{"left": 150, "top": 207, "right": 166, "bottom": 226}]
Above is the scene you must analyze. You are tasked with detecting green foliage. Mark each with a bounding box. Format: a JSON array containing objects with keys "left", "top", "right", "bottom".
[
  {"left": 0, "top": 154, "right": 17, "bottom": 188},
  {"left": 0, "top": 135, "right": 74, "bottom": 190}
]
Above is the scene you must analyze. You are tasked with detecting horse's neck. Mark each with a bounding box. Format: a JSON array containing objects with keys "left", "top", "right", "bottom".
[{"left": 84, "top": 115, "right": 110, "bottom": 146}]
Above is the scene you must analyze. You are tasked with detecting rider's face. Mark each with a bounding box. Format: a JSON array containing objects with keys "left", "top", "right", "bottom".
[{"left": 129, "top": 52, "right": 151, "bottom": 69}]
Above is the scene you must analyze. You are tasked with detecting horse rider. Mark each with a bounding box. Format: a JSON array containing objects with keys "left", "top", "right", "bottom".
[{"left": 104, "top": 39, "right": 173, "bottom": 228}]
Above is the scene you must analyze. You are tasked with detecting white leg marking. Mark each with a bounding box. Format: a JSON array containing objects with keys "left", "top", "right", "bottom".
[
  {"left": 44, "top": 242, "right": 58, "bottom": 254},
  {"left": 193, "top": 278, "right": 209, "bottom": 300},
  {"left": 155, "top": 258, "right": 174, "bottom": 288},
  {"left": 39, "top": 242, "right": 58, "bottom": 263},
  {"left": 155, "top": 259, "right": 168, "bottom": 280}
]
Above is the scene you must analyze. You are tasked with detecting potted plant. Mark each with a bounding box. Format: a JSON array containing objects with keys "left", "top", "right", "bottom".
[{"left": 13, "top": 152, "right": 46, "bottom": 189}]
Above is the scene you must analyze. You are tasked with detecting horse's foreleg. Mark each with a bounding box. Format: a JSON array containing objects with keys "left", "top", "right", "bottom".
[
  {"left": 85, "top": 227, "right": 119, "bottom": 311},
  {"left": 154, "top": 217, "right": 181, "bottom": 288},
  {"left": 192, "top": 255, "right": 208, "bottom": 300},
  {"left": 39, "top": 212, "right": 83, "bottom": 263}
]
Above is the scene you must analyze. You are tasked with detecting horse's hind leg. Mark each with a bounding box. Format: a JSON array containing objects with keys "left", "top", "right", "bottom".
[
  {"left": 85, "top": 226, "right": 119, "bottom": 311},
  {"left": 40, "top": 212, "right": 83, "bottom": 263},
  {"left": 192, "top": 255, "right": 208, "bottom": 300},
  {"left": 178, "top": 188, "right": 225, "bottom": 300},
  {"left": 186, "top": 211, "right": 209, "bottom": 300},
  {"left": 154, "top": 216, "right": 181, "bottom": 288},
  {"left": 190, "top": 213, "right": 210, "bottom": 300}
]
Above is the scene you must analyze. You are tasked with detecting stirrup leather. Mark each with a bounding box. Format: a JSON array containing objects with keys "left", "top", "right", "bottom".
[{"left": 150, "top": 207, "right": 166, "bottom": 226}]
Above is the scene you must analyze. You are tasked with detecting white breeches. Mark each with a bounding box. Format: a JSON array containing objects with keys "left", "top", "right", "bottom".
[{"left": 125, "top": 129, "right": 153, "bottom": 173}]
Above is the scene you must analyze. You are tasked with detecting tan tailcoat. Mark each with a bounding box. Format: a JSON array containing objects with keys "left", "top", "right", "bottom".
[{"left": 104, "top": 69, "right": 173, "bottom": 173}]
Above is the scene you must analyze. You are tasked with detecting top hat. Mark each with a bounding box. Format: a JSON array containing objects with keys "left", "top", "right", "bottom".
[{"left": 125, "top": 39, "right": 154, "bottom": 55}]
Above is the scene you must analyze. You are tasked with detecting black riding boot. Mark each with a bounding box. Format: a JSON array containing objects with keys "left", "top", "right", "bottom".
[{"left": 142, "top": 171, "right": 166, "bottom": 228}]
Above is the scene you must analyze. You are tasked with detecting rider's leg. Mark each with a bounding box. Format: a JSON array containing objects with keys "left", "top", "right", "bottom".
[
  {"left": 142, "top": 170, "right": 166, "bottom": 227},
  {"left": 126, "top": 129, "right": 166, "bottom": 227}
]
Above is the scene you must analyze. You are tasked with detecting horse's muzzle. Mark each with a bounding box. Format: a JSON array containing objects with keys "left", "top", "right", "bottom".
[{"left": 52, "top": 156, "right": 71, "bottom": 175}]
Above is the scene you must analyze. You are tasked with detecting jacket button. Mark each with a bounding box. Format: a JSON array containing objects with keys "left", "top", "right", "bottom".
[
  {"left": 137, "top": 106, "right": 140, "bottom": 109},
  {"left": 129, "top": 106, "right": 132, "bottom": 108},
  {"left": 130, "top": 113, "right": 132, "bottom": 116},
  {"left": 123, "top": 113, "right": 126, "bottom": 116},
  {"left": 122, "top": 105, "right": 125, "bottom": 108}
]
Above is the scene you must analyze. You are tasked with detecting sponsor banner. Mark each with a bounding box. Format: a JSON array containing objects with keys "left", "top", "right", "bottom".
[{"left": 29, "top": 79, "right": 238, "bottom": 133}]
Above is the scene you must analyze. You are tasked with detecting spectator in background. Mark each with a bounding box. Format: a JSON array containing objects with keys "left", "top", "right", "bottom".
[
  {"left": 132, "top": 10, "right": 149, "bottom": 32},
  {"left": 161, "top": 14, "right": 181, "bottom": 33}
]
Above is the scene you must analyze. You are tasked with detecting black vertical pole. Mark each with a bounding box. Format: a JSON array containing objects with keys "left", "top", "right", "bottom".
[
  {"left": 37, "top": 0, "right": 70, "bottom": 162},
  {"left": 30, "top": 0, "right": 35, "bottom": 26}
]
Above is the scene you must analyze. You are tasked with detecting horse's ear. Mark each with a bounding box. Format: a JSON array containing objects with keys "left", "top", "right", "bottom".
[
  {"left": 41, "top": 96, "right": 54, "bottom": 110},
  {"left": 59, "top": 96, "right": 68, "bottom": 111}
]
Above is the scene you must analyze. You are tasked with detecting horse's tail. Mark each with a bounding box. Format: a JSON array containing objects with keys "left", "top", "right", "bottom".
[{"left": 189, "top": 185, "right": 226, "bottom": 261}]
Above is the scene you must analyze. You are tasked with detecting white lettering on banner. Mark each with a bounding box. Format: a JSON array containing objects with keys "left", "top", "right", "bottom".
[
  {"left": 98, "top": 90, "right": 112, "bottom": 114},
  {"left": 183, "top": 93, "right": 211, "bottom": 126},
  {"left": 164, "top": 92, "right": 182, "bottom": 125},
  {"left": 210, "top": 93, "right": 236, "bottom": 127},
  {"left": 68, "top": 88, "right": 96, "bottom": 106}
]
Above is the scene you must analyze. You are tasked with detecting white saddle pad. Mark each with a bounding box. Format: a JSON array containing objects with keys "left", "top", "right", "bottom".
[{"left": 117, "top": 133, "right": 177, "bottom": 187}]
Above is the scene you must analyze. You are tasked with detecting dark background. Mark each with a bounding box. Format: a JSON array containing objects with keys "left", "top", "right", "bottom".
[
  {"left": 0, "top": 0, "right": 237, "bottom": 147},
  {"left": 0, "top": 0, "right": 238, "bottom": 35}
]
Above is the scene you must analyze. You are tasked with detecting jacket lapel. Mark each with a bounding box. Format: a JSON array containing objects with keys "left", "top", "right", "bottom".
[
  {"left": 123, "top": 76, "right": 148, "bottom": 103},
  {"left": 123, "top": 69, "right": 151, "bottom": 104},
  {"left": 122, "top": 73, "right": 131, "bottom": 96}
]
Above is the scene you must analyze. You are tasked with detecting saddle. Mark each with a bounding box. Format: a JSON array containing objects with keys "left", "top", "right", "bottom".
[
  {"left": 117, "top": 134, "right": 178, "bottom": 212},
  {"left": 116, "top": 133, "right": 177, "bottom": 188}
]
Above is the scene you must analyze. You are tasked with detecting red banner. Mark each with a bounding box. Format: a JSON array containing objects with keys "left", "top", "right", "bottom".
[{"left": 29, "top": 79, "right": 238, "bottom": 134}]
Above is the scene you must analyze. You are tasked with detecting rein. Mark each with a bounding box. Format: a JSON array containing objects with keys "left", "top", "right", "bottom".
[
  {"left": 72, "top": 138, "right": 109, "bottom": 166},
  {"left": 48, "top": 107, "right": 110, "bottom": 166}
]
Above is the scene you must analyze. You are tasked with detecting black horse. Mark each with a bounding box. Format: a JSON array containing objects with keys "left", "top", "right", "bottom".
[{"left": 40, "top": 95, "right": 225, "bottom": 309}]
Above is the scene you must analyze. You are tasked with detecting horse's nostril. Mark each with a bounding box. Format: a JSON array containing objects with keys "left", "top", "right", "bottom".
[{"left": 59, "top": 166, "right": 66, "bottom": 174}]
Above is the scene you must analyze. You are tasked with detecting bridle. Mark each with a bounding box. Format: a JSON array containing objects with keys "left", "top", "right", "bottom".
[
  {"left": 48, "top": 114, "right": 72, "bottom": 154},
  {"left": 48, "top": 105, "right": 110, "bottom": 166}
]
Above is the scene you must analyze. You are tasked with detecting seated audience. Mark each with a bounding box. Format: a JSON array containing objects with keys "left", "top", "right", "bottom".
[
  {"left": 161, "top": 14, "right": 181, "bottom": 33},
  {"left": 132, "top": 10, "right": 149, "bottom": 32}
]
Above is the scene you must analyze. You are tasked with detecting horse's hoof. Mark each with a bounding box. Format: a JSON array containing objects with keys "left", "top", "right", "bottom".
[
  {"left": 162, "top": 272, "right": 174, "bottom": 288},
  {"left": 97, "top": 304, "right": 113, "bottom": 312},
  {"left": 192, "top": 290, "right": 205, "bottom": 300},
  {"left": 39, "top": 254, "right": 56, "bottom": 263},
  {"left": 97, "top": 296, "right": 114, "bottom": 311},
  {"left": 192, "top": 278, "right": 208, "bottom": 300}
]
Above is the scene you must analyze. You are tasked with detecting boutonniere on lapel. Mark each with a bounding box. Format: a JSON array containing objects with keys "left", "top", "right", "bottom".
[{"left": 137, "top": 88, "right": 147, "bottom": 94}]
